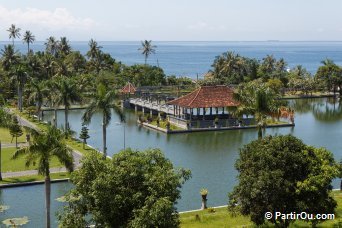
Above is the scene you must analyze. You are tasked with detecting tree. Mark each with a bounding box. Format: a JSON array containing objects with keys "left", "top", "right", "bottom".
[
  {"left": 228, "top": 135, "right": 339, "bottom": 227},
  {"left": 12, "top": 126, "right": 74, "bottom": 228},
  {"left": 79, "top": 124, "right": 90, "bottom": 149},
  {"left": 82, "top": 83, "right": 123, "bottom": 158},
  {"left": 54, "top": 77, "right": 82, "bottom": 134},
  {"left": 1, "top": 44, "right": 20, "bottom": 71},
  {"left": 7, "top": 24, "right": 21, "bottom": 46},
  {"left": 86, "top": 39, "right": 102, "bottom": 61},
  {"left": 139, "top": 40, "right": 156, "bottom": 64},
  {"left": 315, "top": 59, "right": 342, "bottom": 95},
  {"left": 22, "top": 30, "right": 35, "bottom": 55},
  {"left": 45, "top": 36, "right": 59, "bottom": 57},
  {"left": 58, "top": 37, "right": 71, "bottom": 56},
  {"left": 27, "top": 79, "right": 47, "bottom": 121},
  {"left": 58, "top": 148, "right": 191, "bottom": 227},
  {"left": 9, "top": 116, "right": 23, "bottom": 148},
  {"left": 11, "top": 64, "right": 29, "bottom": 112},
  {"left": 234, "top": 80, "right": 286, "bottom": 138}
]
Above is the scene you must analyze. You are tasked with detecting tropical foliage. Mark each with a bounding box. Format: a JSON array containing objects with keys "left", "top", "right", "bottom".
[
  {"left": 229, "top": 135, "right": 339, "bottom": 227},
  {"left": 12, "top": 125, "right": 74, "bottom": 228},
  {"left": 58, "top": 149, "right": 191, "bottom": 227}
]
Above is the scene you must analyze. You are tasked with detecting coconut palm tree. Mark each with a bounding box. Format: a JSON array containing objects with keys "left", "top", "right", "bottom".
[
  {"left": 45, "top": 80, "right": 59, "bottom": 127},
  {"left": 45, "top": 36, "right": 59, "bottom": 57},
  {"left": 86, "top": 39, "right": 102, "bottom": 60},
  {"left": 82, "top": 84, "right": 124, "bottom": 158},
  {"left": 11, "top": 65, "right": 29, "bottom": 112},
  {"left": 234, "top": 81, "right": 282, "bottom": 139},
  {"left": 0, "top": 45, "right": 20, "bottom": 71},
  {"left": 41, "top": 53, "right": 56, "bottom": 78},
  {"left": 12, "top": 126, "right": 74, "bottom": 228},
  {"left": 53, "top": 77, "right": 82, "bottom": 134},
  {"left": 22, "top": 30, "right": 35, "bottom": 55},
  {"left": 139, "top": 40, "right": 156, "bottom": 64},
  {"left": 27, "top": 79, "right": 47, "bottom": 121},
  {"left": 58, "top": 37, "right": 71, "bottom": 56},
  {"left": 7, "top": 24, "right": 21, "bottom": 46}
]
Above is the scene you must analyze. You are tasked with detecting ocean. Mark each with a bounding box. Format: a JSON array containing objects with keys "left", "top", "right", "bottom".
[{"left": 1, "top": 41, "right": 342, "bottom": 78}]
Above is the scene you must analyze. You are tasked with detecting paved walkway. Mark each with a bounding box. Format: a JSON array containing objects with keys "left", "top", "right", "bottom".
[
  {"left": 2, "top": 144, "right": 82, "bottom": 178},
  {"left": 2, "top": 109, "right": 83, "bottom": 179}
]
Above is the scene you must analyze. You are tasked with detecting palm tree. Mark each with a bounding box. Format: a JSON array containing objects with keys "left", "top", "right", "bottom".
[
  {"left": 22, "top": 30, "right": 35, "bottom": 55},
  {"left": 54, "top": 77, "right": 82, "bottom": 133},
  {"left": 7, "top": 24, "right": 21, "bottom": 46},
  {"left": 11, "top": 65, "right": 29, "bottom": 112},
  {"left": 41, "top": 53, "right": 56, "bottom": 78},
  {"left": 234, "top": 81, "right": 282, "bottom": 139},
  {"left": 139, "top": 40, "right": 156, "bottom": 64},
  {"left": 82, "top": 84, "right": 124, "bottom": 158},
  {"left": 0, "top": 45, "right": 20, "bottom": 71},
  {"left": 45, "top": 36, "right": 59, "bottom": 57},
  {"left": 27, "top": 79, "right": 47, "bottom": 121},
  {"left": 45, "top": 80, "right": 59, "bottom": 127},
  {"left": 86, "top": 39, "right": 102, "bottom": 60},
  {"left": 12, "top": 126, "right": 74, "bottom": 228},
  {"left": 58, "top": 37, "right": 71, "bottom": 56}
]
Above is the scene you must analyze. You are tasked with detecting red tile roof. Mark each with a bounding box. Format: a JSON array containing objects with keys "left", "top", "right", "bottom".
[
  {"left": 167, "top": 85, "right": 239, "bottom": 108},
  {"left": 121, "top": 82, "right": 137, "bottom": 94}
]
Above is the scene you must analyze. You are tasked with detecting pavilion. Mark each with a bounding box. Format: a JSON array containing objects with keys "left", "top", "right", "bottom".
[
  {"left": 120, "top": 82, "right": 137, "bottom": 95},
  {"left": 167, "top": 85, "right": 250, "bottom": 128}
]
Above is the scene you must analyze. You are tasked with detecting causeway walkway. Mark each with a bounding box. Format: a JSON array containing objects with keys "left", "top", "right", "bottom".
[{"left": 129, "top": 98, "right": 175, "bottom": 115}]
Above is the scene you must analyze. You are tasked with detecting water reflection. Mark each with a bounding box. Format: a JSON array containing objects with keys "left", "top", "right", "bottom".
[{"left": 290, "top": 97, "right": 342, "bottom": 122}]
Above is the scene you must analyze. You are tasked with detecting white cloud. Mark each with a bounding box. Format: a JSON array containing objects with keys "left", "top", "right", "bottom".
[{"left": 0, "top": 5, "right": 96, "bottom": 33}]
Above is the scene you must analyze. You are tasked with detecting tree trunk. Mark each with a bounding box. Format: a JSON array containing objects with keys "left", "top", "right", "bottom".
[
  {"left": 258, "top": 126, "right": 263, "bottom": 139},
  {"left": 45, "top": 175, "right": 51, "bottom": 228},
  {"left": 0, "top": 141, "right": 2, "bottom": 181},
  {"left": 65, "top": 106, "right": 69, "bottom": 134},
  {"left": 102, "top": 119, "right": 107, "bottom": 159},
  {"left": 15, "top": 136, "right": 18, "bottom": 148},
  {"left": 18, "top": 85, "right": 23, "bottom": 112},
  {"left": 54, "top": 108, "right": 57, "bottom": 128},
  {"left": 201, "top": 195, "right": 207, "bottom": 210}
]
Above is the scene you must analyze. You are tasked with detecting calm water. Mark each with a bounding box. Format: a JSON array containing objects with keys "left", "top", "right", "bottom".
[
  {"left": 1, "top": 98, "right": 342, "bottom": 227},
  {"left": 1, "top": 41, "right": 342, "bottom": 77}
]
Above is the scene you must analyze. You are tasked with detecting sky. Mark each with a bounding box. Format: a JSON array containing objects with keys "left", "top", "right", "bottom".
[{"left": 0, "top": 0, "right": 341, "bottom": 41}]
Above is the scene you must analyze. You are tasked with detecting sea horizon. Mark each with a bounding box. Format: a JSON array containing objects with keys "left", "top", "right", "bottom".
[{"left": 1, "top": 40, "right": 342, "bottom": 78}]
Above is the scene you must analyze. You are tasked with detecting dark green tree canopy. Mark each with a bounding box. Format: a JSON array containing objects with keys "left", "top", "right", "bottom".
[
  {"left": 229, "top": 135, "right": 339, "bottom": 227},
  {"left": 58, "top": 148, "right": 191, "bottom": 227}
]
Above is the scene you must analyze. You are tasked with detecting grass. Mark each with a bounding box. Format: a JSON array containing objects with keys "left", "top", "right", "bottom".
[
  {"left": 12, "top": 108, "right": 92, "bottom": 156},
  {"left": 0, "top": 127, "right": 26, "bottom": 144},
  {"left": 266, "top": 119, "right": 289, "bottom": 125},
  {"left": 1, "top": 147, "right": 64, "bottom": 172},
  {"left": 180, "top": 207, "right": 252, "bottom": 228},
  {"left": 150, "top": 119, "right": 184, "bottom": 131},
  {"left": 180, "top": 191, "right": 342, "bottom": 227},
  {"left": 0, "top": 172, "right": 70, "bottom": 184}
]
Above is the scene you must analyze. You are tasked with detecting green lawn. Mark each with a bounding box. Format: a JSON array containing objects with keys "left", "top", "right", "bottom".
[
  {"left": 0, "top": 172, "right": 70, "bottom": 184},
  {"left": 1, "top": 147, "right": 64, "bottom": 172},
  {"left": 150, "top": 120, "right": 184, "bottom": 130},
  {"left": 0, "top": 127, "right": 26, "bottom": 144},
  {"left": 180, "top": 191, "right": 342, "bottom": 227}
]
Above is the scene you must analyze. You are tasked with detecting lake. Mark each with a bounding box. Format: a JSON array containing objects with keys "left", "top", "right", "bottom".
[{"left": 1, "top": 97, "right": 340, "bottom": 227}]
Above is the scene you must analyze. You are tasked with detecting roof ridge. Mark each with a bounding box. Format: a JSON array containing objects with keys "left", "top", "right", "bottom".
[{"left": 187, "top": 87, "right": 202, "bottom": 107}]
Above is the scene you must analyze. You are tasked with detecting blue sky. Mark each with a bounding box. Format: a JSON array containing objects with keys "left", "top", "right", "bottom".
[{"left": 0, "top": 0, "right": 341, "bottom": 41}]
